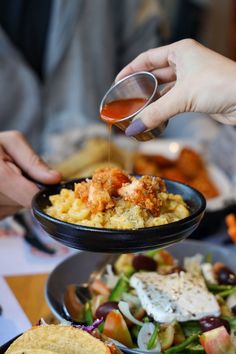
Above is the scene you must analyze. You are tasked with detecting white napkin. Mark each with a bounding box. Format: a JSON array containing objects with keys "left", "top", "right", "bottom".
[
  {"left": 0, "top": 234, "right": 76, "bottom": 276},
  {"left": 0, "top": 277, "right": 31, "bottom": 345}
]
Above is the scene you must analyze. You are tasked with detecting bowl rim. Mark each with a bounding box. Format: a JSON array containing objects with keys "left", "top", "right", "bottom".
[{"left": 32, "top": 177, "right": 206, "bottom": 235}]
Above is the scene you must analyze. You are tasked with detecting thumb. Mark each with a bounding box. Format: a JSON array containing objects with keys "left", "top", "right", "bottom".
[
  {"left": 1, "top": 131, "right": 61, "bottom": 184},
  {"left": 125, "top": 87, "right": 184, "bottom": 136}
]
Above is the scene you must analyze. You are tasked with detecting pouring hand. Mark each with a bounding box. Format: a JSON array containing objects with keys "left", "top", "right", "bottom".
[{"left": 116, "top": 39, "right": 236, "bottom": 136}]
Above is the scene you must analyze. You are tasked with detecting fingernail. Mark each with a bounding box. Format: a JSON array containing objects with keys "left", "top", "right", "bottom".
[
  {"left": 125, "top": 118, "right": 147, "bottom": 136},
  {"left": 48, "top": 169, "right": 61, "bottom": 177}
]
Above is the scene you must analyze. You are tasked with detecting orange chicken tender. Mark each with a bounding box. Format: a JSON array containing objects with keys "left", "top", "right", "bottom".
[
  {"left": 92, "top": 167, "right": 130, "bottom": 196},
  {"left": 118, "top": 175, "right": 166, "bottom": 216},
  {"left": 75, "top": 167, "right": 131, "bottom": 212}
]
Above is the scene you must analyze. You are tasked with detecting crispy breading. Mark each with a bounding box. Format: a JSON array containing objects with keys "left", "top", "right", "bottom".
[
  {"left": 118, "top": 175, "right": 166, "bottom": 216},
  {"left": 75, "top": 167, "right": 130, "bottom": 212}
]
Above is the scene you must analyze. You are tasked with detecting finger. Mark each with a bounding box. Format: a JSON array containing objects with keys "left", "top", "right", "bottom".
[
  {"left": 211, "top": 113, "right": 236, "bottom": 125},
  {"left": 0, "top": 191, "right": 22, "bottom": 206},
  {"left": 6, "top": 161, "right": 22, "bottom": 175},
  {"left": 0, "top": 160, "right": 39, "bottom": 207},
  {"left": 159, "top": 82, "right": 176, "bottom": 96},
  {"left": 116, "top": 45, "right": 171, "bottom": 81},
  {"left": 0, "top": 131, "right": 61, "bottom": 184},
  {"left": 0, "top": 145, "right": 13, "bottom": 162},
  {"left": 0, "top": 206, "right": 22, "bottom": 220},
  {"left": 125, "top": 86, "right": 183, "bottom": 135},
  {"left": 1, "top": 161, "right": 37, "bottom": 207},
  {"left": 152, "top": 66, "right": 176, "bottom": 84}
]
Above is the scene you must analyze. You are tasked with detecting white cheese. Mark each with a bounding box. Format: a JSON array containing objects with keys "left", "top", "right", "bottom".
[
  {"left": 184, "top": 254, "right": 203, "bottom": 275},
  {"left": 201, "top": 263, "right": 217, "bottom": 285},
  {"left": 130, "top": 271, "right": 220, "bottom": 323}
]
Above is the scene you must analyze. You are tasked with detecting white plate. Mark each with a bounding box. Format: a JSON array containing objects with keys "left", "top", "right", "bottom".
[
  {"left": 138, "top": 139, "right": 236, "bottom": 212},
  {"left": 45, "top": 240, "right": 236, "bottom": 354}
]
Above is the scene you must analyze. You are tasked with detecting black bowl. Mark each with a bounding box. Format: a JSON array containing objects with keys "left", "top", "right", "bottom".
[{"left": 32, "top": 178, "right": 206, "bottom": 253}]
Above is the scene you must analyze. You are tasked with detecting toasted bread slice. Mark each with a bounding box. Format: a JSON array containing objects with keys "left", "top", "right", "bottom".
[{"left": 5, "top": 325, "right": 120, "bottom": 354}]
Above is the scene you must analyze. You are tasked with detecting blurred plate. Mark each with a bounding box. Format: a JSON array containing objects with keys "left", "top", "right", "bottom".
[
  {"left": 45, "top": 240, "right": 236, "bottom": 354},
  {"left": 138, "top": 139, "right": 236, "bottom": 212}
]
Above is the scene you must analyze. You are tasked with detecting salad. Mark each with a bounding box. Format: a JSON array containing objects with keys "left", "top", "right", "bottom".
[{"left": 69, "top": 249, "right": 236, "bottom": 354}]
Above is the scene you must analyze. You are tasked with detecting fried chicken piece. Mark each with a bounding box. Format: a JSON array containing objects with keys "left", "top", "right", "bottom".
[
  {"left": 177, "top": 148, "right": 204, "bottom": 179},
  {"left": 88, "top": 182, "right": 115, "bottom": 212},
  {"left": 190, "top": 171, "right": 219, "bottom": 199},
  {"left": 134, "top": 154, "right": 175, "bottom": 176},
  {"left": 118, "top": 175, "right": 166, "bottom": 216},
  {"left": 75, "top": 167, "right": 131, "bottom": 212},
  {"left": 152, "top": 155, "right": 175, "bottom": 168},
  {"left": 75, "top": 179, "right": 114, "bottom": 213},
  {"left": 161, "top": 167, "right": 187, "bottom": 183},
  {"left": 92, "top": 167, "right": 131, "bottom": 192},
  {"left": 74, "top": 180, "right": 90, "bottom": 202},
  {"left": 134, "top": 155, "right": 159, "bottom": 176},
  {"left": 92, "top": 167, "right": 131, "bottom": 196}
]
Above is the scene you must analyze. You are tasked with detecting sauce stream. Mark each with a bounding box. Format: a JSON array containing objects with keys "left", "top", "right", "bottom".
[{"left": 100, "top": 97, "right": 147, "bottom": 175}]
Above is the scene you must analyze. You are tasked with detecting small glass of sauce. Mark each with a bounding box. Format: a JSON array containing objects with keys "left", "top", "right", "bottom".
[{"left": 100, "top": 71, "right": 167, "bottom": 141}]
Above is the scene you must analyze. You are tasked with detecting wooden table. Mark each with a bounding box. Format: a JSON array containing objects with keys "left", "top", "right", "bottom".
[{"left": 5, "top": 273, "right": 57, "bottom": 325}]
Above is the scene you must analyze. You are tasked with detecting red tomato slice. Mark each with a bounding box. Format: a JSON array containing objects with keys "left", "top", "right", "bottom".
[
  {"left": 200, "top": 326, "right": 234, "bottom": 354},
  {"left": 159, "top": 250, "right": 174, "bottom": 265},
  {"left": 103, "top": 310, "right": 134, "bottom": 348}
]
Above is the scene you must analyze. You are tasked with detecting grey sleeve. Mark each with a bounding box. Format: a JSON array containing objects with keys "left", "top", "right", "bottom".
[
  {"left": 112, "top": 0, "right": 165, "bottom": 70},
  {"left": 0, "top": 28, "right": 43, "bottom": 151}
]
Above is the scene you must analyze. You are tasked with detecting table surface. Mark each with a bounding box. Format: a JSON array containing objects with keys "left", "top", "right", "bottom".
[{"left": 5, "top": 273, "right": 57, "bottom": 325}]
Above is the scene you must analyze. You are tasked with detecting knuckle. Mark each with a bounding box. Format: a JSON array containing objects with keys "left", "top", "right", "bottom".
[
  {"left": 138, "top": 49, "right": 151, "bottom": 63},
  {"left": 181, "top": 38, "right": 197, "bottom": 48},
  {"left": 138, "top": 51, "right": 147, "bottom": 60},
  {"left": 146, "top": 48, "right": 156, "bottom": 57},
  {"left": 146, "top": 48, "right": 155, "bottom": 62},
  {"left": 6, "top": 130, "right": 25, "bottom": 141}
]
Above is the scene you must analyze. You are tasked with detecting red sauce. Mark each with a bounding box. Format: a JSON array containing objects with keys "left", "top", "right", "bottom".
[
  {"left": 101, "top": 98, "right": 147, "bottom": 167},
  {"left": 101, "top": 98, "right": 147, "bottom": 125}
]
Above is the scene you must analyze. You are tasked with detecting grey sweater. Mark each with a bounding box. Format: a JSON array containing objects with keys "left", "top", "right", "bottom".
[{"left": 0, "top": 0, "right": 163, "bottom": 153}]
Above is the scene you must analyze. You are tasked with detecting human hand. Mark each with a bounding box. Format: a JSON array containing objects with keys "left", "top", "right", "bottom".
[
  {"left": 0, "top": 131, "right": 61, "bottom": 219},
  {"left": 116, "top": 39, "right": 236, "bottom": 136}
]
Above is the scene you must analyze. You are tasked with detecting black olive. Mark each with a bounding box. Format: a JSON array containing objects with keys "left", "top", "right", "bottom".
[
  {"left": 199, "top": 316, "right": 230, "bottom": 334},
  {"left": 232, "top": 304, "right": 236, "bottom": 316},
  {"left": 217, "top": 266, "right": 236, "bottom": 285},
  {"left": 132, "top": 254, "right": 157, "bottom": 271},
  {"left": 95, "top": 301, "right": 119, "bottom": 319}
]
